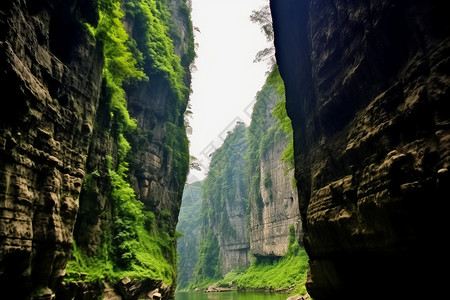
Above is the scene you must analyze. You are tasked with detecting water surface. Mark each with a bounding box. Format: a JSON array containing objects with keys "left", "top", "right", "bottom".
[{"left": 175, "top": 291, "right": 288, "bottom": 300}]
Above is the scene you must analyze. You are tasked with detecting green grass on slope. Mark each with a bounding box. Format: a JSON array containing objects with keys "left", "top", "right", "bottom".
[
  {"left": 236, "top": 248, "right": 308, "bottom": 294},
  {"left": 214, "top": 226, "right": 309, "bottom": 295}
]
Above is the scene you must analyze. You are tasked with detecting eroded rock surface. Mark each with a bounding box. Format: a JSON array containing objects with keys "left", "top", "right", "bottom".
[
  {"left": 0, "top": 0, "right": 192, "bottom": 299},
  {"left": 270, "top": 0, "right": 449, "bottom": 298},
  {"left": 250, "top": 136, "right": 302, "bottom": 257},
  {"left": 0, "top": 0, "right": 102, "bottom": 298}
]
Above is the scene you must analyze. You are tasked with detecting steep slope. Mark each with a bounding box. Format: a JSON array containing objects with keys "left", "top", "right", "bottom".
[
  {"left": 270, "top": 1, "right": 449, "bottom": 298},
  {"left": 191, "top": 123, "right": 251, "bottom": 287},
  {"left": 0, "top": 1, "right": 103, "bottom": 298},
  {"left": 247, "top": 67, "right": 302, "bottom": 258},
  {"left": 0, "top": 0, "right": 193, "bottom": 299},
  {"left": 65, "top": 0, "right": 194, "bottom": 298}
]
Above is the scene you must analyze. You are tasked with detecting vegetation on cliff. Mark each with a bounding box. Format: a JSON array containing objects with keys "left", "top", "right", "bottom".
[
  {"left": 176, "top": 181, "right": 203, "bottom": 290},
  {"left": 184, "top": 68, "right": 306, "bottom": 293},
  {"left": 246, "top": 65, "right": 294, "bottom": 223},
  {"left": 187, "top": 224, "right": 308, "bottom": 295},
  {"left": 235, "top": 226, "right": 308, "bottom": 295},
  {"left": 201, "top": 122, "right": 249, "bottom": 228},
  {"left": 188, "top": 123, "right": 249, "bottom": 289},
  {"left": 66, "top": 0, "right": 193, "bottom": 288},
  {"left": 124, "top": 0, "right": 193, "bottom": 187}
]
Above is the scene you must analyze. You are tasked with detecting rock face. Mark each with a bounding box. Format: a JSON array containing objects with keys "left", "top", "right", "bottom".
[
  {"left": 270, "top": 0, "right": 449, "bottom": 299},
  {"left": 0, "top": 0, "right": 192, "bottom": 298},
  {"left": 219, "top": 192, "right": 251, "bottom": 275},
  {"left": 196, "top": 123, "right": 251, "bottom": 277},
  {"left": 251, "top": 137, "right": 301, "bottom": 257},
  {"left": 212, "top": 125, "right": 251, "bottom": 275},
  {"left": 125, "top": 0, "right": 192, "bottom": 219},
  {"left": 0, "top": 0, "right": 102, "bottom": 298},
  {"left": 69, "top": 0, "right": 193, "bottom": 297},
  {"left": 247, "top": 73, "right": 302, "bottom": 258}
]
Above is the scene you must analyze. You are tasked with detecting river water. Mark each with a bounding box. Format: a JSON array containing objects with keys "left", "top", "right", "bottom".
[{"left": 175, "top": 291, "right": 288, "bottom": 300}]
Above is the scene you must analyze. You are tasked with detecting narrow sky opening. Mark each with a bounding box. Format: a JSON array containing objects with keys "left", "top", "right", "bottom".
[{"left": 187, "top": 0, "right": 271, "bottom": 183}]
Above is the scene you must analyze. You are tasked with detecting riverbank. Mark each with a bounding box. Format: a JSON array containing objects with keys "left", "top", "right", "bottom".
[
  {"left": 175, "top": 290, "right": 301, "bottom": 300},
  {"left": 186, "top": 245, "right": 309, "bottom": 298}
]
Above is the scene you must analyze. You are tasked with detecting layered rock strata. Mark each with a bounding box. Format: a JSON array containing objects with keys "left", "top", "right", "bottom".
[
  {"left": 248, "top": 70, "right": 302, "bottom": 258},
  {"left": 199, "top": 124, "right": 251, "bottom": 276},
  {"left": 270, "top": 0, "right": 449, "bottom": 298},
  {"left": 0, "top": 0, "right": 102, "bottom": 298},
  {"left": 0, "top": 0, "right": 192, "bottom": 298},
  {"left": 250, "top": 137, "right": 301, "bottom": 257}
]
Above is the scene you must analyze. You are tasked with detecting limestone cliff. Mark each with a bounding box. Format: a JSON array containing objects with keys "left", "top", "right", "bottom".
[
  {"left": 251, "top": 138, "right": 301, "bottom": 257},
  {"left": 206, "top": 123, "right": 250, "bottom": 275},
  {"left": 192, "top": 123, "right": 250, "bottom": 285},
  {"left": 0, "top": 0, "right": 102, "bottom": 298},
  {"left": 270, "top": 0, "right": 449, "bottom": 298},
  {"left": 247, "top": 69, "right": 302, "bottom": 258},
  {"left": 0, "top": 0, "right": 193, "bottom": 299}
]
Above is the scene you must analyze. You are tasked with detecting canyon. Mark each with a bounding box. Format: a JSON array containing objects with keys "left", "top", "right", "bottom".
[{"left": 1, "top": 0, "right": 449, "bottom": 299}]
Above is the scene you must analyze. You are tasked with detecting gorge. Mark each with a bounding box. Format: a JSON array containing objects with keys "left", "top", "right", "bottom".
[{"left": 1, "top": 0, "right": 449, "bottom": 299}]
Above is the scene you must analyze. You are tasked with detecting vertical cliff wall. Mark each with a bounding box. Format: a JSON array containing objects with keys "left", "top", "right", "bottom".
[
  {"left": 270, "top": 0, "right": 449, "bottom": 298},
  {"left": 204, "top": 123, "right": 250, "bottom": 276},
  {"left": 0, "top": 0, "right": 193, "bottom": 299},
  {"left": 191, "top": 123, "right": 250, "bottom": 286},
  {"left": 0, "top": 1, "right": 102, "bottom": 298},
  {"left": 67, "top": 0, "right": 194, "bottom": 298},
  {"left": 247, "top": 68, "right": 302, "bottom": 258}
]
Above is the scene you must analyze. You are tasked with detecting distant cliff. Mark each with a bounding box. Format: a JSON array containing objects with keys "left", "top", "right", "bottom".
[
  {"left": 247, "top": 67, "right": 302, "bottom": 258},
  {"left": 0, "top": 0, "right": 193, "bottom": 299},
  {"left": 191, "top": 123, "right": 251, "bottom": 286},
  {"left": 176, "top": 181, "right": 203, "bottom": 290},
  {"left": 270, "top": 0, "right": 449, "bottom": 298},
  {"left": 187, "top": 69, "right": 305, "bottom": 290}
]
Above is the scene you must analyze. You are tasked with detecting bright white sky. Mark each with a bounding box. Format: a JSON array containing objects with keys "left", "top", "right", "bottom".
[{"left": 187, "top": 0, "right": 271, "bottom": 183}]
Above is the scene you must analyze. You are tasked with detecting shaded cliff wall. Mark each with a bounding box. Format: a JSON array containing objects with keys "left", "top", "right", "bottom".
[
  {"left": 247, "top": 68, "right": 302, "bottom": 258},
  {"left": 125, "top": 0, "right": 193, "bottom": 217},
  {"left": 0, "top": 0, "right": 102, "bottom": 298},
  {"left": 270, "top": 0, "right": 449, "bottom": 299},
  {"left": 0, "top": 0, "right": 193, "bottom": 299}
]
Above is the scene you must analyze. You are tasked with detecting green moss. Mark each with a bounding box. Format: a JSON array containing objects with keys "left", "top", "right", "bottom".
[
  {"left": 246, "top": 65, "right": 292, "bottom": 222},
  {"left": 197, "top": 226, "right": 309, "bottom": 295},
  {"left": 66, "top": 0, "right": 193, "bottom": 289},
  {"left": 65, "top": 240, "right": 115, "bottom": 284},
  {"left": 271, "top": 66, "right": 294, "bottom": 172},
  {"left": 127, "top": 0, "right": 190, "bottom": 112},
  {"left": 236, "top": 250, "right": 308, "bottom": 293},
  {"left": 164, "top": 122, "right": 190, "bottom": 187}
]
